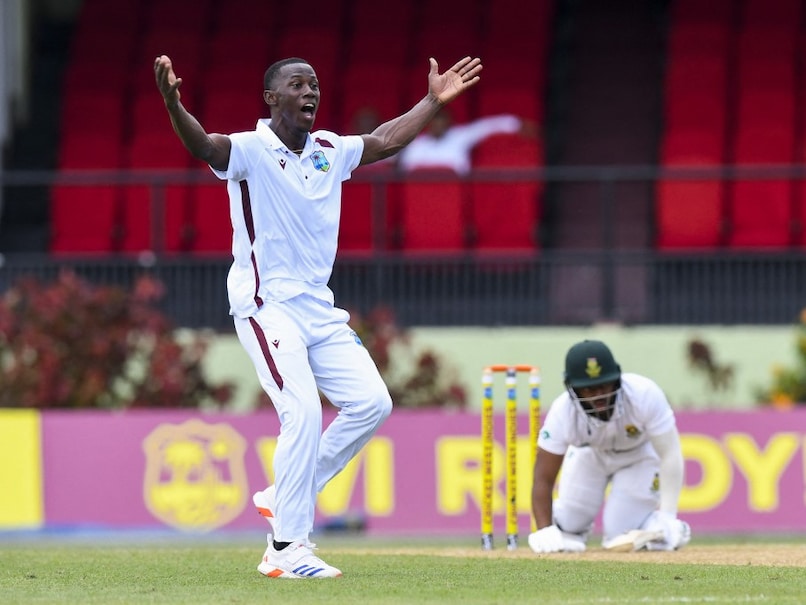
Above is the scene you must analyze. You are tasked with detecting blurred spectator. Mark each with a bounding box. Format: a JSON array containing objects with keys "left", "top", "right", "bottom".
[
  {"left": 398, "top": 108, "right": 537, "bottom": 175},
  {"left": 348, "top": 106, "right": 383, "bottom": 134},
  {"left": 348, "top": 106, "right": 395, "bottom": 169}
]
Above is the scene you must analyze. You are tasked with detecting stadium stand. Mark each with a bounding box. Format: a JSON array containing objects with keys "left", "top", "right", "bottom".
[
  {"left": 657, "top": 0, "right": 805, "bottom": 251},
  {"left": 50, "top": 0, "right": 547, "bottom": 255}
]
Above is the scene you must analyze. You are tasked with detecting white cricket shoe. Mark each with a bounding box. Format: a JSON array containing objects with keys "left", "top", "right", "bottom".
[
  {"left": 252, "top": 486, "right": 276, "bottom": 534},
  {"left": 257, "top": 539, "right": 342, "bottom": 579}
]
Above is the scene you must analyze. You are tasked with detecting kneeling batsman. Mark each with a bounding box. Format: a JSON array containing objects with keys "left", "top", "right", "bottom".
[{"left": 528, "top": 340, "right": 691, "bottom": 553}]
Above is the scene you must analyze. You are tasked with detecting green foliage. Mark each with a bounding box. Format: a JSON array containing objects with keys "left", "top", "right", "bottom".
[
  {"left": 351, "top": 305, "right": 467, "bottom": 409},
  {"left": 0, "top": 270, "right": 233, "bottom": 409},
  {"left": 756, "top": 308, "right": 806, "bottom": 408}
]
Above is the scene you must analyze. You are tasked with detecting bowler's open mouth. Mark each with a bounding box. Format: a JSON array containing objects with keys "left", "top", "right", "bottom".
[{"left": 301, "top": 103, "right": 316, "bottom": 116}]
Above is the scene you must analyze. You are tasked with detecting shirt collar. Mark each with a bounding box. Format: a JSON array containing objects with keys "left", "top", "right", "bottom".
[{"left": 256, "top": 119, "right": 311, "bottom": 156}]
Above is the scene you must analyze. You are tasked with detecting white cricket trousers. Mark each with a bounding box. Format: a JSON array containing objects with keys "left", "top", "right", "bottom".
[
  {"left": 234, "top": 294, "right": 393, "bottom": 542},
  {"left": 553, "top": 444, "right": 661, "bottom": 543}
]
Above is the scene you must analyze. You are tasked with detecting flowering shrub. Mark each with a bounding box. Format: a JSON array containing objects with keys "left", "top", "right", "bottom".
[
  {"left": 755, "top": 308, "right": 806, "bottom": 409},
  {"left": 352, "top": 306, "right": 467, "bottom": 409},
  {"left": 0, "top": 270, "right": 233, "bottom": 409}
]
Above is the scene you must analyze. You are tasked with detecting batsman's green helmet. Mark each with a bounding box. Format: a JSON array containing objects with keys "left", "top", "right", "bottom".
[{"left": 563, "top": 340, "right": 621, "bottom": 389}]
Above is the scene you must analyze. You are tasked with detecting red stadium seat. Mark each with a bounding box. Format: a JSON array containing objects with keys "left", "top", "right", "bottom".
[
  {"left": 341, "top": 163, "right": 398, "bottom": 253},
  {"left": 397, "top": 169, "right": 467, "bottom": 252},
  {"left": 344, "top": 33, "right": 409, "bottom": 67},
  {"left": 348, "top": 0, "right": 415, "bottom": 31},
  {"left": 469, "top": 181, "right": 541, "bottom": 251},
  {"left": 52, "top": 129, "right": 124, "bottom": 253},
  {"left": 737, "top": 26, "right": 797, "bottom": 61},
  {"left": 734, "top": 124, "right": 795, "bottom": 164},
  {"left": 470, "top": 134, "right": 543, "bottom": 252},
  {"left": 282, "top": 0, "right": 346, "bottom": 30},
  {"left": 58, "top": 131, "right": 123, "bottom": 170},
  {"left": 667, "top": 21, "right": 731, "bottom": 56},
  {"left": 660, "top": 129, "right": 725, "bottom": 165},
  {"left": 484, "top": 0, "right": 555, "bottom": 52},
  {"left": 60, "top": 93, "right": 125, "bottom": 147},
  {"left": 186, "top": 183, "right": 233, "bottom": 253},
  {"left": 472, "top": 133, "right": 543, "bottom": 168},
  {"left": 120, "top": 132, "right": 193, "bottom": 252},
  {"left": 200, "top": 90, "right": 264, "bottom": 135},
  {"left": 50, "top": 185, "right": 120, "bottom": 254},
  {"left": 339, "top": 180, "right": 375, "bottom": 253},
  {"left": 728, "top": 181, "right": 793, "bottom": 248},
  {"left": 742, "top": 0, "right": 802, "bottom": 25},
  {"left": 206, "top": 33, "right": 272, "bottom": 75},
  {"left": 214, "top": 0, "right": 273, "bottom": 34},
  {"left": 655, "top": 180, "right": 724, "bottom": 249},
  {"left": 664, "top": 55, "right": 728, "bottom": 96},
  {"left": 339, "top": 64, "right": 405, "bottom": 131}
]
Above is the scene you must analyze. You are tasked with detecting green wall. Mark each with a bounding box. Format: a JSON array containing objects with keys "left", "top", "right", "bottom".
[{"left": 202, "top": 325, "right": 799, "bottom": 413}]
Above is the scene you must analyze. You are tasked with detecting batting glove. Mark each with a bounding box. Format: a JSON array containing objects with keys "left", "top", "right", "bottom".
[
  {"left": 643, "top": 511, "right": 690, "bottom": 550},
  {"left": 528, "top": 525, "right": 565, "bottom": 553}
]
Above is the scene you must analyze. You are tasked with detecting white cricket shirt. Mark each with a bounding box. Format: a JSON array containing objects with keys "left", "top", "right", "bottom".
[
  {"left": 398, "top": 114, "right": 521, "bottom": 175},
  {"left": 538, "top": 373, "right": 676, "bottom": 456},
  {"left": 211, "top": 119, "right": 364, "bottom": 318}
]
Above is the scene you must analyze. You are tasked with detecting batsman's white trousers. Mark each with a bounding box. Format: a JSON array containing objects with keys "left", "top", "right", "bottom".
[
  {"left": 553, "top": 444, "right": 660, "bottom": 543},
  {"left": 234, "top": 293, "right": 393, "bottom": 542}
]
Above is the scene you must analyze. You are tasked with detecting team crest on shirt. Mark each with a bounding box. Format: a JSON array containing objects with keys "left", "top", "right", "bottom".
[
  {"left": 311, "top": 150, "right": 331, "bottom": 172},
  {"left": 624, "top": 424, "right": 641, "bottom": 438}
]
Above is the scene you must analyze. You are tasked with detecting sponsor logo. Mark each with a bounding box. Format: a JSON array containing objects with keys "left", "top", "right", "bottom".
[{"left": 143, "top": 420, "right": 247, "bottom": 531}]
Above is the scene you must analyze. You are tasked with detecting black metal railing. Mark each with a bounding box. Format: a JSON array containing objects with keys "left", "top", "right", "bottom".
[{"left": 2, "top": 166, "right": 806, "bottom": 328}]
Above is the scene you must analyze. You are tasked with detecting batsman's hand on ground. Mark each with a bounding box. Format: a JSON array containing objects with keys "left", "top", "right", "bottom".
[
  {"left": 154, "top": 55, "right": 182, "bottom": 108},
  {"left": 428, "top": 56, "right": 482, "bottom": 105},
  {"left": 528, "top": 525, "right": 565, "bottom": 553},
  {"left": 643, "top": 511, "right": 687, "bottom": 550}
]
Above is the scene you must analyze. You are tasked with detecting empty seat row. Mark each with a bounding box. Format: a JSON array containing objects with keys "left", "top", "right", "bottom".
[
  {"left": 52, "top": 133, "right": 544, "bottom": 255},
  {"left": 656, "top": 0, "right": 806, "bottom": 250}
]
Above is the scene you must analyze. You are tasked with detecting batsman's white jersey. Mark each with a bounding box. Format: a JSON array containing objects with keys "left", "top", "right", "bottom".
[
  {"left": 211, "top": 120, "right": 392, "bottom": 541},
  {"left": 538, "top": 373, "right": 677, "bottom": 541}
]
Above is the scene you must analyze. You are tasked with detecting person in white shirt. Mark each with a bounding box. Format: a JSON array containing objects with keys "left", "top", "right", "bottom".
[
  {"left": 397, "top": 107, "right": 525, "bottom": 175},
  {"left": 529, "top": 340, "right": 691, "bottom": 553},
  {"left": 154, "top": 53, "right": 482, "bottom": 578}
]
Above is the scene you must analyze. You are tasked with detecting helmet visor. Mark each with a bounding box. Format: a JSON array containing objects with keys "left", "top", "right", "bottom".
[{"left": 569, "top": 381, "right": 620, "bottom": 421}]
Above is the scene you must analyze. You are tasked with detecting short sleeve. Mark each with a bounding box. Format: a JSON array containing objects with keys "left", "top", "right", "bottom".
[
  {"left": 209, "top": 131, "right": 259, "bottom": 181},
  {"left": 537, "top": 396, "right": 571, "bottom": 456}
]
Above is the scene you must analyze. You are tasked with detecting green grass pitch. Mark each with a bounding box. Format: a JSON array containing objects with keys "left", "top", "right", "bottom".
[{"left": 1, "top": 534, "right": 804, "bottom": 604}]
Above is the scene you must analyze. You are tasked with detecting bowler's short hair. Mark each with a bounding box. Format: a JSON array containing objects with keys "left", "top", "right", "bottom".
[{"left": 264, "top": 57, "right": 312, "bottom": 90}]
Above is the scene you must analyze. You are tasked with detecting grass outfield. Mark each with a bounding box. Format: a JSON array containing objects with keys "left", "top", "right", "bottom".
[{"left": 1, "top": 535, "right": 805, "bottom": 604}]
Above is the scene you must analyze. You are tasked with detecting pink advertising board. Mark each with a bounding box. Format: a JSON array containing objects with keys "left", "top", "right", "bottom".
[{"left": 32, "top": 408, "right": 806, "bottom": 535}]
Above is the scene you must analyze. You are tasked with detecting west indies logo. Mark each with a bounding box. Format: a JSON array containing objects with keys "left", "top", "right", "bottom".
[{"left": 142, "top": 419, "right": 247, "bottom": 531}]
